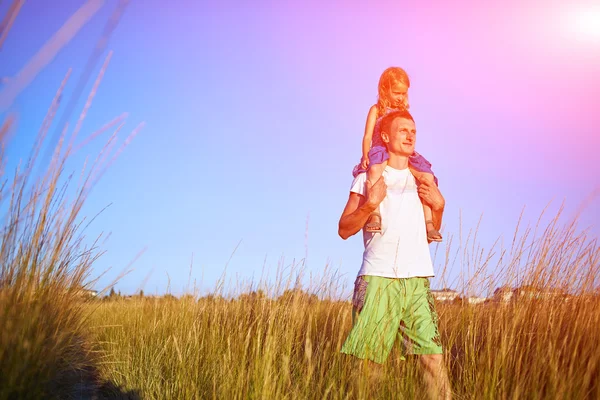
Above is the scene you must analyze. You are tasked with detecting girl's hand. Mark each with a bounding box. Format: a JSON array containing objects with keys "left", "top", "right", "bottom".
[{"left": 361, "top": 156, "right": 370, "bottom": 169}]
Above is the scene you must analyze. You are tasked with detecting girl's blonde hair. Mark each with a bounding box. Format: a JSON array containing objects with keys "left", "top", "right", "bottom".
[{"left": 376, "top": 67, "right": 411, "bottom": 118}]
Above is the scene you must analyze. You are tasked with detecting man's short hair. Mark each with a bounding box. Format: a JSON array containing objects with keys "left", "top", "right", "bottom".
[{"left": 379, "top": 109, "right": 415, "bottom": 137}]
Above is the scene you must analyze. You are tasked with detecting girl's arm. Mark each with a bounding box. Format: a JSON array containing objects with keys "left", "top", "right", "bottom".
[{"left": 361, "top": 105, "right": 379, "bottom": 159}]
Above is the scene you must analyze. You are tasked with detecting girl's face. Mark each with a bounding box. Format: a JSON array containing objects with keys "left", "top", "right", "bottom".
[{"left": 388, "top": 81, "right": 409, "bottom": 108}]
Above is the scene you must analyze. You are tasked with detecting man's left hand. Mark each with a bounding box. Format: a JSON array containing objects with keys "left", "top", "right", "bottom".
[{"left": 418, "top": 181, "right": 445, "bottom": 211}]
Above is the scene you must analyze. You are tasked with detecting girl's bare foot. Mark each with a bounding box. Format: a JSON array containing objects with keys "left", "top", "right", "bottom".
[{"left": 426, "top": 220, "right": 442, "bottom": 242}]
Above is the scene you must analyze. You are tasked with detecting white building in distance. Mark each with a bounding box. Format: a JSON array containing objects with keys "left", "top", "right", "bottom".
[
  {"left": 431, "top": 288, "right": 459, "bottom": 302},
  {"left": 466, "top": 296, "right": 487, "bottom": 304}
]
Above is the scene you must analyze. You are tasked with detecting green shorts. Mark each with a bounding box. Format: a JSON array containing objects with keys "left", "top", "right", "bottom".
[{"left": 341, "top": 275, "right": 443, "bottom": 364}]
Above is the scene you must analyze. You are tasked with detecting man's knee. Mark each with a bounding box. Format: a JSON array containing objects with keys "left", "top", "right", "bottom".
[{"left": 419, "top": 172, "right": 436, "bottom": 185}]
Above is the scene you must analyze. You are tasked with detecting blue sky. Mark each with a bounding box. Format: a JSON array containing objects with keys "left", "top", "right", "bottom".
[{"left": 1, "top": 0, "right": 599, "bottom": 297}]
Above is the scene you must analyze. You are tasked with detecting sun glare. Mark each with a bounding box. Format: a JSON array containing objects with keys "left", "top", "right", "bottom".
[{"left": 570, "top": 7, "right": 600, "bottom": 41}]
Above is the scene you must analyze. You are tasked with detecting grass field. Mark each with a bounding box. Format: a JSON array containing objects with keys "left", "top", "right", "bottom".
[{"left": 84, "top": 286, "right": 599, "bottom": 400}]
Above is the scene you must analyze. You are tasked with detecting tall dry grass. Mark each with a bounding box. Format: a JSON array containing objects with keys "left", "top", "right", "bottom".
[
  {"left": 89, "top": 210, "right": 599, "bottom": 400},
  {"left": 0, "top": 48, "right": 139, "bottom": 400}
]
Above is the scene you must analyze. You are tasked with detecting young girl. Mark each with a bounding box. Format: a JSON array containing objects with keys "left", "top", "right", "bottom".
[{"left": 353, "top": 67, "right": 442, "bottom": 241}]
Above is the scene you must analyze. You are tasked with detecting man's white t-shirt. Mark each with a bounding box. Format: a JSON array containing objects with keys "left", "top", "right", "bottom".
[{"left": 351, "top": 166, "right": 435, "bottom": 279}]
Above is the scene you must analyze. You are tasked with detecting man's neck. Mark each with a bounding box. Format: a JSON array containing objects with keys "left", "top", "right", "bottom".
[{"left": 387, "top": 154, "right": 410, "bottom": 170}]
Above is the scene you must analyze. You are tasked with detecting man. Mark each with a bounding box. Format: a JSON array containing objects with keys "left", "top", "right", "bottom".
[{"left": 338, "top": 109, "right": 452, "bottom": 399}]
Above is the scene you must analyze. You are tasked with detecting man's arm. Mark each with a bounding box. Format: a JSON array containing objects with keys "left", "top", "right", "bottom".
[
  {"left": 338, "top": 193, "right": 374, "bottom": 240},
  {"left": 418, "top": 180, "right": 445, "bottom": 234},
  {"left": 338, "top": 178, "right": 387, "bottom": 240}
]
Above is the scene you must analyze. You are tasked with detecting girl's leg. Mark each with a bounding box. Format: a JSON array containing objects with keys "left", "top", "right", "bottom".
[
  {"left": 365, "top": 161, "right": 387, "bottom": 233},
  {"left": 422, "top": 203, "right": 442, "bottom": 242},
  {"left": 411, "top": 170, "right": 442, "bottom": 242}
]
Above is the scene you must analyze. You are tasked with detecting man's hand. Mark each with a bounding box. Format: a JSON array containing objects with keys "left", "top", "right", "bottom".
[
  {"left": 418, "top": 180, "right": 445, "bottom": 211},
  {"left": 366, "top": 178, "right": 387, "bottom": 208},
  {"left": 338, "top": 176, "right": 388, "bottom": 240}
]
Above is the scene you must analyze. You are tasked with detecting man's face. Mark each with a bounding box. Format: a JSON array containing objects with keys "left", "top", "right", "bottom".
[{"left": 382, "top": 117, "right": 416, "bottom": 156}]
